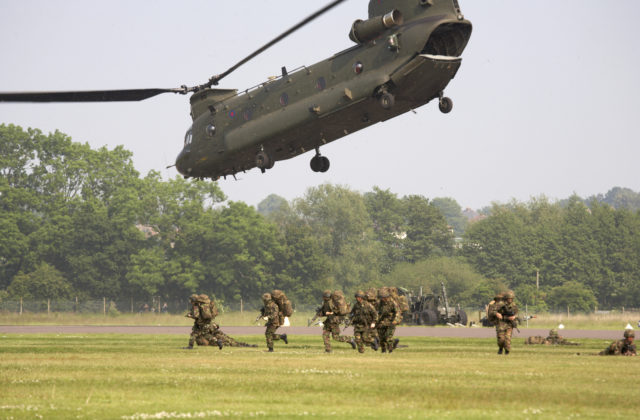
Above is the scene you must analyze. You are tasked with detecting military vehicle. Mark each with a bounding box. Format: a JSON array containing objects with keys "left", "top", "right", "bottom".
[
  {"left": 399, "top": 282, "right": 467, "bottom": 326},
  {"left": 0, "top": 0, "right": 472, "bottom": 180}
]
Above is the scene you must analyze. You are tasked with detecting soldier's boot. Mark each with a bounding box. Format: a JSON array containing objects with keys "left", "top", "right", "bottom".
[
  {"left": 217, "top": 339, "right": 224, "bottom": 350},
  {"left": 504, "top": 348, "right": 510, "bottom": 355},
  {"left": 350, "top": 338, "right": 356, "bottom": 350},
  {"left": 281, "top": 334, "right": 288, "bottom": 344},
  {"left": 325, "top": 348, "right": 331, "bottom": 353},
  {"left": 388, "top": 343, "right": 393, "bottom": 354},
  {"left": 497, "top": 347, "right": 503, "bottom": 354},
  {"left": 182, "top": 346, "right": 194, "bottom": 350},
  {"left": 372, "top": 338, "right": 379, "bottom": 351},
  {"left": 268, "top": 347, "right": 274, "bottom": 352},
  {"left": 393, "top": 338, "right": 400, "bottom": 349}
]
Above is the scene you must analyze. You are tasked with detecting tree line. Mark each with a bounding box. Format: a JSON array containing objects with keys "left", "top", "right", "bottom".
[{"left": 1, "top": 124, "right": 639, "bottom": 311}]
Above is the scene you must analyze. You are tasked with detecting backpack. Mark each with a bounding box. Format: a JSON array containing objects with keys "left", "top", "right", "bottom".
[
  {"left": 270, "top": 289, "right": 293, "bottom": 317},
  {"left": 331, "top": 290, "right": 349, "bottom": 316},
  {"left": 197, "top": 294, "right": 218, "bottom": 320}
]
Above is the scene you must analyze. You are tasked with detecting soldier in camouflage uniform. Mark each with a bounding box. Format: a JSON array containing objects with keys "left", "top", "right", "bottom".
[
  {"left": 494, "top": 290, "right": 518, "bottom": 355},
  {"left": 349, "top": 290, "right": 379, "bottom": 353},
  {"left": 525, "top": 329, "right": 578, "bottom": 346},
  {"left": 185, "top": 294, "right": 223, "bottom": 350},
  {"left": 317, "top": 290, "right": 355, "bottom": 353},
  {"left": 599, "top": 329, "right": 636, "bottom": 356},
  {"left": 261, "top": 292, "right": 288, "bottom": 352},
  {"left": 376, "top": 289, "right": 401, "bottom": 353},
  {"left": 194, "top": 323, "right": 257, "bottom": 348},
  {"left": 365, "top": 288, "right": 380, "bottom": 348}
]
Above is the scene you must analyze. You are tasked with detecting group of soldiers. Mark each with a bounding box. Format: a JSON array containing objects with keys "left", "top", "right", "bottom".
[
  {"left": 185, "top": 290, "right": 636, "bottom": 357},
  {"left": 315, "top": 287, "right": 405, "bottom": 354},
  {"left": 487, "top": 290, "right": 636, "bottom": 356}
]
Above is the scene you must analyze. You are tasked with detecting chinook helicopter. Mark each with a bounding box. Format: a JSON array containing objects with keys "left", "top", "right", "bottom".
[{"left": 0, "top": 0, "right": 472, "bottom": 180}]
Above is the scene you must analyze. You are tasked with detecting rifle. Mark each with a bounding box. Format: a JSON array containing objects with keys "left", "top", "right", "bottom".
[
  {"left": 500, "top": 308, "right": 520, "bottom": 333},
  {"left": 307, "top": 306, "right": 323, "bottom": 326},
  {"left": 254, "top": 307, "right": 266, "bottom": 324}
]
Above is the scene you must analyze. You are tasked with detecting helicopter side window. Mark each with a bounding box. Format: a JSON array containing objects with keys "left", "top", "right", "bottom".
[
  {"left": 206, "top": 124, "right": 216, "bottom": 137},
  {"left": 353, "top": 61, "right": 364, "bottom": 74},
  {"left": 280, "top": 92, "right": 289, "bottom": 106},
  {"left": 184, "top": 128, "right": 192, "bottom": 150},
  {"left": 316, "top": 77, "right": 326, "bottom": 91}
]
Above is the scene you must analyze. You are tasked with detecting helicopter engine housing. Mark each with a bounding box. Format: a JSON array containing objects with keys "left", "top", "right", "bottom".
[{"left": 349, "top": 9, "right": 403, "bottom": 44}]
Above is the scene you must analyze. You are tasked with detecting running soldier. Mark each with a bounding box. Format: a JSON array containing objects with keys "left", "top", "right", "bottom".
[
  {"left": 349, "top": 290, "right": 379, "bottom": 353},
  {"left": 260, "top": 292, "right": 288, "bottom": 352},
  {"left": 376, "top": 288, "right": 401, "bottom": 353},
  {"left": 599, "top": 329, "right": 636, "bottom": 356},
  {"left": 494, "top": 290, "right": 518, "bottom": 355},
  {"left": 317, "top": 290, "right": 355, "bottom": 353}
]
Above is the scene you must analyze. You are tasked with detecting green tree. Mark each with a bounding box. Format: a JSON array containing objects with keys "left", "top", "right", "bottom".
[
  {"left": 7, "top": 263, "right": 73, "bottom": 299},
  {"left": 546, "top": 281, "right": 597, "bottom": 313},
  {"left": 431, "top": 197, "right": 468, "bottom": 236},
  {"left": 401, "top": 195, "right": 454, "bottom": 262}
]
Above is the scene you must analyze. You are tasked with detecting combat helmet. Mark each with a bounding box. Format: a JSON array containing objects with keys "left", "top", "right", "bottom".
[
  {"left": 378, "top": 289, "right": 390, "bottom": 299},
  {"left": 262, "top": 292, "right": 272, "bottom": 302},
  {"left": 189, "top": 294, "right": 198, "bottom": 302},
  {"left": 623, "top": 329, "right": 635, "bottom": 339},
  {"left": 494, "top": 292, "right": 504, "bottom": 300},
  {"left": 354, "top": 290, "right": 365, "bottom": 298},
  {"left": 503, "top": 290, "right": 515, "bottom": 300},
  {"left": 322, "top": 290, "right": 332, "bottom": 299},
  {"left": 549, "top": 328, "right": 559, "bottom": 337}
]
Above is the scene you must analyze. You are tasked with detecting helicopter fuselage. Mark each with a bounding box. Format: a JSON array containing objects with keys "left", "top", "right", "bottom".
[{"left": 176, "top": 0, "right": 471, "bottom": 179}]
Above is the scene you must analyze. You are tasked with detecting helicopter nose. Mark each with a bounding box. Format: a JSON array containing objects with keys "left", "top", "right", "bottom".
[{"left": 175, "top": 149, "right": 192, "bottom": 177}]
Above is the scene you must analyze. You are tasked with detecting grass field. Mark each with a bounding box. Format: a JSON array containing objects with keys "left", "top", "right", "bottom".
[{"left": 0, "top": 333, "right": 636, "bottom": 419}]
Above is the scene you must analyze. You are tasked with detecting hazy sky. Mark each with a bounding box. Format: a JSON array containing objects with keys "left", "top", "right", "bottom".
[{"left": 2, "top": 0, "right": 639, "bottom": 210}]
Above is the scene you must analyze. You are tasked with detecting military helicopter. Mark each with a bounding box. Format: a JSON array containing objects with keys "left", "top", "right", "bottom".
[{"left": 0, "top": 0, "right": 472, "bottom": 180}]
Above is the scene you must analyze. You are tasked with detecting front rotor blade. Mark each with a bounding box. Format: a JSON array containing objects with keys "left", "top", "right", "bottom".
[{"left": 0, "top": 88, "right": 185, "bottom": 103}]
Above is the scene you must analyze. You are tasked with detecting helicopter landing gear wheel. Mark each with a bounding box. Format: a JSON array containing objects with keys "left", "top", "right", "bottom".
[
  {"left": 310, "top": 151, "right": 330, "bottom": 173},
  {"left": 438, "top": 96, "right": 453, "bottom": 114},
  {"left": 256, "top": 150, "right": 274, "bottom": 173},
  {"left": 379, "top": 91, "right": 395, "bottom": 110}
]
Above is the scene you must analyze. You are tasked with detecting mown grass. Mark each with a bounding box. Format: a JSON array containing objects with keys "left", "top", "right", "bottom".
[
  {"left": 2, "top": 310, "right": 639, "bottom": 330},
  {"left": 0, "top": 333, "right": 635, "bottom": 419}
]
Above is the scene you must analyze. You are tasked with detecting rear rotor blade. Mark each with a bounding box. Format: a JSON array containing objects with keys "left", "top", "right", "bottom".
[
  {"left": 0, "top": 88, "right": 186, "bottom": 103},
  {"left": 205, "top": 0, "right": 347, "bottom": 87}
]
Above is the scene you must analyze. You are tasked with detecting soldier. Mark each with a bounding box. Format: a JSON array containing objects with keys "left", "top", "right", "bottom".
[
  {"left": 349, "top": 290, "right": 379, "bottom": 353},
  {"left": 317, "top": 290, "right": 355, "bottom": 353},
  {"left": 365, "top": 288, "right": 380, "bottom": 348},
  {"left": 260, "top": 292, "right": 288, "bottom": 352},
  {"left": 599, "top": 329, "right": 636, "bottom": 356},
  {"left": 525, "top": 329, "right": 578, "bottom": 346},
  {"left": 196, "top": 324, "right": 257, "bottom": 348},
  {"left": 185, "top": 294, "right": 223, "bottom": 350},
  {"left": 495, "top": 290, "right": 518, "bottom": 355},
  {"left": 376, "top": 289, "right": 401, "bottom": 353}
]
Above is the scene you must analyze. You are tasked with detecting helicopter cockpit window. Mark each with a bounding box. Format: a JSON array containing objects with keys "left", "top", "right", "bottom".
[
  {"left": 184, "top": 127, "right": 192, "bottom": 150},
  {"left": 280, "top": 92, "right": 289, "bottom": 106},
  {"left": 316, "top": 77, "right": 326, "bottom": 91},
  {"left": 353, "top": 61, "right": 364, "bottom": 74},
  {"left": 206, "top": 124, "right": 216, "bottom": 137}
]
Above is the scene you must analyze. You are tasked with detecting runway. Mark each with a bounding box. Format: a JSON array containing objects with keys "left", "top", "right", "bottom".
[{"left": 0, "top": 325, "right": 621, "bottom": 339}]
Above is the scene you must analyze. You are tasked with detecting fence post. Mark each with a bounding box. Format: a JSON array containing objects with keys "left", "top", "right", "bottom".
[
  {"left": 47, "top": 299, "right": 50, "bottom": 316},
  {"left": 75, "top": 296, "right": 78, "bottom": 313},
  {"left": 131, "top": 297, "right": 133, "bottom": 314},
  {"left": 240, "top": 298, "right": 243, "bottom": 314},
  {"left": 103, "top": 297, "right": 106, "bottom": 315},
  {"left": 20, "top": 297, "right": 23, "bottom": 315}
]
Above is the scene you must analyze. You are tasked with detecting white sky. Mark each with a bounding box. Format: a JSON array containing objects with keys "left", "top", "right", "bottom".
[{"left": 1, "top": 0, "right": 639, "bottom": 210}]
